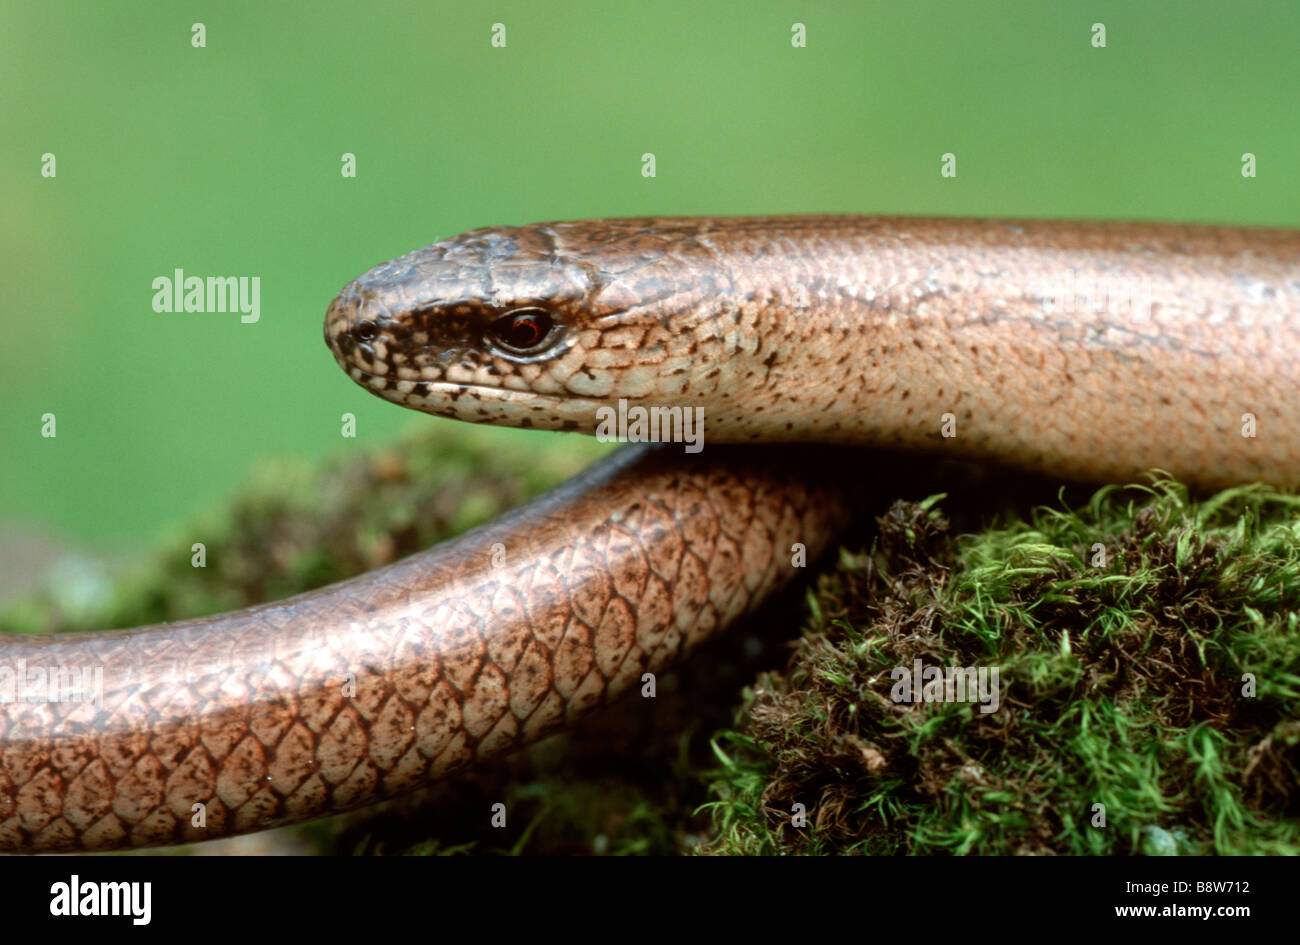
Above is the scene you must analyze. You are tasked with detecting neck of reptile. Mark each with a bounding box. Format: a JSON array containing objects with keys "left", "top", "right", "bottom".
[{"left": 653, "top": 217, "right": 1299, "bottom": 488}]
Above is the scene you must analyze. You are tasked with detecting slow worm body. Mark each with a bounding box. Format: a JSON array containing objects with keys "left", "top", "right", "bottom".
[{"left": 3, "top": 217, "right": 1297, "bottom": 852}]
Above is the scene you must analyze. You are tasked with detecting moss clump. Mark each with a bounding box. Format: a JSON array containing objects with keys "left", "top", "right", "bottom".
[
  {"left": 700, "top": 481, "right": 1300, "bottom": 855},
  {"left": 0, "top": 425, "right": 611, "bottom": 635}
]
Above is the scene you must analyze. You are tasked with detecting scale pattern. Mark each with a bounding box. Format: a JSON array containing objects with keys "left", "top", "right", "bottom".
[{"left": 0, "top": 446, "right": 845, "bottom": 852}]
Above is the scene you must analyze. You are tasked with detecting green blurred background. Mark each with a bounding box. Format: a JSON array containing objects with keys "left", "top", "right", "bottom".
[{"left": 2, "top": 0, "right": 1297, "bottom": 556}]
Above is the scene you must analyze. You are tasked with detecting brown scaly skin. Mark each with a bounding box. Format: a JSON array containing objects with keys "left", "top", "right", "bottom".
[
  {"left": 4, "top": 216, "right": 1297, "bottom": 852},
  {"left": 0, "top": 445, "right": 846, "bottom": 852},
  {"left": 327, "top": 216, "right": 1300, "bottom": 488}
]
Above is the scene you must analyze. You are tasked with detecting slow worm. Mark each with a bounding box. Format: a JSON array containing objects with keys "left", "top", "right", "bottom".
[{"left": 2, "top": 216, "right": 1296, "bottom": 852}]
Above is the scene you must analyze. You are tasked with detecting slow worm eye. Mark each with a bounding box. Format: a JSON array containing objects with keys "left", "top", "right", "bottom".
[
  {"left": 354, "top": 320, "right": 378, "bottom": 342},
  {"left": 488, "top": 308, "right": 555, "bottom": 353}
]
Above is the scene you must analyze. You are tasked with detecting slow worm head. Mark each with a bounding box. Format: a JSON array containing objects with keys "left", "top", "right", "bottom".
[{"left": 326, "top": 216, "right": 1300, "bottom": 488}]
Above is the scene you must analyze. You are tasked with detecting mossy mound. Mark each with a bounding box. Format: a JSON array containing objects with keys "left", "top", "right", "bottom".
[{"left": 701, "top": 483, "right": 1300, "bottom": 855}]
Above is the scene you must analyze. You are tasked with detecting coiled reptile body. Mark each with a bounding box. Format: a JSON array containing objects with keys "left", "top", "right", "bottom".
[{"left": 2, "top": 216, "right": 1296, "bottom": 852}]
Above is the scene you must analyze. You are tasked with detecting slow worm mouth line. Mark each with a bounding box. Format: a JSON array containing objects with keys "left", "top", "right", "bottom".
[{"left": 350, "top": 367, "right": 578, "bottom": 409}]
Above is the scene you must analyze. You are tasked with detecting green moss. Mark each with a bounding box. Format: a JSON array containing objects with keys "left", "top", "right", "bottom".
[{"left": 700, "top": 480, "right": 1300, "bottom": 855}]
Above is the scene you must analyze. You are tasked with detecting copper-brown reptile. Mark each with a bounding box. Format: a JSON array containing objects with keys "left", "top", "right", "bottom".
[{"left": 2, "top": 217, "right": 1297, "bottom": 852}]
